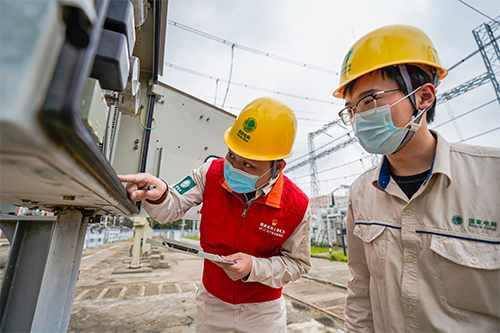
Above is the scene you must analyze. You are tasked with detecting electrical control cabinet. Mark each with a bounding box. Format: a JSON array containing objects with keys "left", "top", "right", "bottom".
[
  {"left": 80, "top": 78, "right": 109, "bottom": 144},
  {"left": 0, "top": 0, "right": 231, "bottom": 219}
]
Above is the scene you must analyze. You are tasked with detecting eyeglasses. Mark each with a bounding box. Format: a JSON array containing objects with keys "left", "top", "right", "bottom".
[{"left": 338, "top": 89, "right": 401, "bottom": 126}]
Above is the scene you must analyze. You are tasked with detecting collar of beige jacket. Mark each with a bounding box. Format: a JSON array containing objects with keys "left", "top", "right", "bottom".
[{"left": 371, "top": 130, "right": 452, "bottom": 190}]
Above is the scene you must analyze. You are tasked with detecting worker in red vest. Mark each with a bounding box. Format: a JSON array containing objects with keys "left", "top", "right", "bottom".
[{"left": 119, "top": 97, "right": 310, "bottom": 332}]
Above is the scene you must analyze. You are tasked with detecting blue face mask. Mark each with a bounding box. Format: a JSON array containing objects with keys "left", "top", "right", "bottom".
[
  {"left": 352, "top": 87, "right": 427, "bottom": 155},
  {"left": 224, "top": 159, "right": 272, "bottom": 193}
]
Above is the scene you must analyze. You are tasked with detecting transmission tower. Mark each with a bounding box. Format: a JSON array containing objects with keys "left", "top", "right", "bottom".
[
  {"left": 473, "top": 16, "right": 500, "bottom": 105},
  {"left": 308, "top": 132, "right": 320, "bottom": 213}
]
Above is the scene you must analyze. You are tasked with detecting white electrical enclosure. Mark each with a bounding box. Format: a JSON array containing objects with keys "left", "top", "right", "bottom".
[{"left": 112, "top": 83, "right": 236, "bottom": 219}]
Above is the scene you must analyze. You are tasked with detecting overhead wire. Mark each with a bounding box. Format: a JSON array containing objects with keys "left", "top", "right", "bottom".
[
  {"left": 222, "top": 105, "right": 329, "bottom": 123},
  {"left": 221, "top": 44, "right": 235, "bottom": 108},
  {"left": 165, "top": 62, "right": 341, "bottom": 105},
  {"left": 432, "top": 99, "right": 497, "bottom": 129},
  {"left": 461, "top": 126, "right": 500, "bottom": 143},
  {"left": 291, "top": 155, "right": 371, "bottom": 180},
  {"left": 286, "top": 130, "right": 354, "bottom": 166},
  {"left": 167, "top": 19, "right": 338, "bottom": 75},
  {"left": 457, "top": 0, "right": 500, "bottom": 24},
  {"left": 293, "top": 172, "right": 362, "bottom": 186}
]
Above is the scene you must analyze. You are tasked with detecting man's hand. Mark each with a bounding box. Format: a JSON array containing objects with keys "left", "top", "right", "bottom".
[
  {"left": 213, "top": 252, "right": 252, "bottom": 281},
  {"left": 118, "top": 173, "right": 167, "bottom": 202}
]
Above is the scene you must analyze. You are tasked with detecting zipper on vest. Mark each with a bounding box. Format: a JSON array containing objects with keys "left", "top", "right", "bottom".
[
  {"left": 228, "top": 191, "right": 250, "bottom": 217},
  {"left": 242, "top": 206, "right": 249, "bottom": 218}
]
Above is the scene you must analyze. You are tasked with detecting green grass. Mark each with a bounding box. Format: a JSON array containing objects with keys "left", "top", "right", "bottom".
[
  {"left": 311, "top": 245, "right": 348, "bottom": 262},
  {"left": 183, "top": 235, "right": 200, "bottom": 240},
  {"left": 329, "top": 252, "right": 348, "bottom": 262},
  {"left": 310, "top": 246, "right": 330, "bottom": 254}
]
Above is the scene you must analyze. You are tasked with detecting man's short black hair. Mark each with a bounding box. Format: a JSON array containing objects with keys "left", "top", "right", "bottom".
[{"left": 344, "top": 65, "right": 437, "bottom": 123}]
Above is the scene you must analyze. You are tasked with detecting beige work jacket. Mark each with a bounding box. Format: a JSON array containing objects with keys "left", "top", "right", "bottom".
[
  {"left": 144, "top": 160, "right": 311, "bottom": 289},
  {"left": 345, "top": 131, "right": 500, "bottom": 332}
]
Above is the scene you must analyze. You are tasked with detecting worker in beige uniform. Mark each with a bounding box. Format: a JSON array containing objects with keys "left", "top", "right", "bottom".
[
  {"left": 332, "top": 25, "right": 500, "bottom": 332},
  {"left": 119, "top": 97, "right": 311, "bottom": 332}
]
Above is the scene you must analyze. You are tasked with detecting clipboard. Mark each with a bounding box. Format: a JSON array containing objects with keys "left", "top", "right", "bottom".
[{"left": 146, "top": 237, "right": 235, "bottom": 264}]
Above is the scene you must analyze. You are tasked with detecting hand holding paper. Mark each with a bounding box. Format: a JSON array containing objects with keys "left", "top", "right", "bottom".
[{"left": 213, "top": 252, "right": 252, "bottom": 281}]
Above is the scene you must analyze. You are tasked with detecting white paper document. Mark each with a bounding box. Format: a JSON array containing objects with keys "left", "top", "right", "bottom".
[{"left": 146, "top": 237, "right": 235, "bottom": 264}]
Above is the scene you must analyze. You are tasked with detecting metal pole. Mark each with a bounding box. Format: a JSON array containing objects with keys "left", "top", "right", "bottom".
[{"left": 0, "top": 209, "right": 89, "bottom": 332}]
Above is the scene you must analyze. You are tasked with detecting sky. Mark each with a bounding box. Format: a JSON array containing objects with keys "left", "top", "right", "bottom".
[{"left": 159, "top": 0, "right": 500, "bottom": 199}]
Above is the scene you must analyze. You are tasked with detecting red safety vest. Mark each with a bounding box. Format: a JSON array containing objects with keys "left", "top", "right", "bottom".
[{"left": 200, "top": 158, "right": 309, "bottom": 304}]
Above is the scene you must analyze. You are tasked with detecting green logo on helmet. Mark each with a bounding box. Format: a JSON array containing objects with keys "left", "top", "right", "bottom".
[
  {"left": 341, "top": 49, "right": 353, "bottom": 76},
  {"left": 242, "top": 117, "right": 257, "bottom": 133}
]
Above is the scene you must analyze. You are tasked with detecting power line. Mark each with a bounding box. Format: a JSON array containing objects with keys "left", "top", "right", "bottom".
[
  {"left": 457, "top": 0, "right": 500, "bottom": 25},
  {"left": 461, "top": 126, "right": 500, "bottom": 143},
  {"left": 180, "top": 91, "right": 337, "bottom": 119},
  {"left": 221, "top": 44, "right": 235, "bottom": 108},
  {"left": 286, "top": 136, "right": 358, "bottom": 173},
  {"left": 164, "top": 62, "right": 341, "bottom": 105},
  {"left": 223, "top": 105, "right": 327, "bottom": 122},
  {"left": 287, "top": 130, "right": 353, "bottom": 166},
  {"left": 167, "top": 19, "right": 338, "bottom": 75},
  {"left": 432, "top": 99, "right": 497, "bottom": 129},
  {"left": 223, "top": 102, "right": 336, "bottom": 116},
  {"left": 293, "top": 172, "right": 362, "bottom": 185},
  {"left": 291, "top": 155, "right": 371, "bottom": 180}
]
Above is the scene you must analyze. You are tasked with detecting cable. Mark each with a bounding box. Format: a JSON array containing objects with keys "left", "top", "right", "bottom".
[
  {"left": 167, "top": 19, "right": 338, "bottom": 75},
  {"left": 287, "top": 130, "right": 353, "bottom": 166},
  {"left": 461, "top": 126, "right": 500, "bottom": 143},
  {"left": 222, "top": 105, "right": 328, "bottom": 122},
  {"left": 457, "top": 1, "right": 500, "bottom": 24},
  {"left": 139, "top": 106, "right": 157, "bottom": 130},
  {"left": 293, "top": 172, "right": 362, "bottom": 185},
  {"left": 221, "top": 44, "right": 235, "bottom": 108},
  {"left": 292, "top": 155, "right": 370, "bottom": 180},
  {"left": 214, "top": 79, "right": 219, "bottom": 105},
  {"left": 432, "top": 99, "right": 497, "bottom": 129},
  {"left": 165, "top": 62, "right": 341, "bottom": 105}
]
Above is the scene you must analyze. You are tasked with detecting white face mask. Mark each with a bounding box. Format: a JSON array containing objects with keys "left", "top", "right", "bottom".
[{"left": 352, "top": 86, "right": 427, "bottom": 155}]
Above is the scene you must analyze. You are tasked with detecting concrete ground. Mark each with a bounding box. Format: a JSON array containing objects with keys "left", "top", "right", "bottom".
[{"left": 67, "top": 238, "right": 349, "bottom": 332}]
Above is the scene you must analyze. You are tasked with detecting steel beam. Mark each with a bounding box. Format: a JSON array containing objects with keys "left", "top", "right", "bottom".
[{"left": 0, "top": 209, "right": 89, "bottom": 332}]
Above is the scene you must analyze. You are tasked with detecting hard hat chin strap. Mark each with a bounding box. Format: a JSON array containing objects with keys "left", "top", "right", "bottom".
[
  {"left": 398, "top": 64, "right": 418, "bottom": 112},
  {"left": 271, "top": 160, "right": 278, "bottom": 179},
  {"left": 393, "top": 64, "right": 433, "bottom": 154}
]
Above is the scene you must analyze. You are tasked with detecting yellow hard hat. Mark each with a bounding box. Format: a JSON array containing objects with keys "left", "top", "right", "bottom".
[
  {"left": 224, "top": 97, "right": 297, "bottom": 161},
  {"left": 333, "top": 25, "right": 448, "bottom": 98}
]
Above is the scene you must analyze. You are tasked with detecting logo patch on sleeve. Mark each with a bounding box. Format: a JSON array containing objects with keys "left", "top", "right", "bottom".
[{"left": 173, "top": 176, "right": 196, "bottom": 195}]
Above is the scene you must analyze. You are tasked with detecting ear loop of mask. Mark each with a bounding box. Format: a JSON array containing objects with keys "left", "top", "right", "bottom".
[{"left": 252, "top": 161, "right": 277, "bottom": 192}]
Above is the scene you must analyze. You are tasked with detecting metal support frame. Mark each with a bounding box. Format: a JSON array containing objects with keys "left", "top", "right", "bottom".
[
  {"left": 308, "top": 132, "right": 321, "bottom": 214},
  {"left": 286, "top": 135, "right": 358, "bottom": 173},
  {"left": 0, "top": 209, "right": 90, "bottom": 332},
  {"left": 437, "top": 72, "right": 491, "bottom": 105},
  {"left": 473, "top": 17, "right": 500, "bottom": 106}
]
